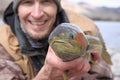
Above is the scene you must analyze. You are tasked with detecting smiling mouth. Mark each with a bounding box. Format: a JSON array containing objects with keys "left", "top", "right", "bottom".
[{"left": 29, "top": 20, "right": 47, "bottom": 26}]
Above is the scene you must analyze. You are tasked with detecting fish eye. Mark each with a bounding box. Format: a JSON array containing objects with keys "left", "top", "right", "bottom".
[{"left": 69, "top": 33, "right": 74, "bottom": 39}]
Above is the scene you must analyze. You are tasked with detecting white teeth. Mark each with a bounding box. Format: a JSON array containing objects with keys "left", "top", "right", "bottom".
[{"left": 31, "top": 21, "right": 45, "bottom": 25}]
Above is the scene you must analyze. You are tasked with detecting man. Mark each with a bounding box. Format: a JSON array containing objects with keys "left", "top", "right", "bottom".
[{"left": 0, "top": 0, "right": 113, "bottom": 80}]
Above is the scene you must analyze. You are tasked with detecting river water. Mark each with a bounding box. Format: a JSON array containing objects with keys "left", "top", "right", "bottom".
[
  {"left": 0, "top": 19, "right": 120, "bottom": 79},
  {"left": 95, "top": 21, "right": 120, "bottom": 52}
]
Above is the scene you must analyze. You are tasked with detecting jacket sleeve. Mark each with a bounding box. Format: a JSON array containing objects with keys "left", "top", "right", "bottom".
[{"left": 0, "top": 44, "right": 26, "bottom": 80}]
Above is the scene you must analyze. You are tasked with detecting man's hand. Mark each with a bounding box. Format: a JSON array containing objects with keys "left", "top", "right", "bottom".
[{"left": 34, "top": 47, "right": 91, "bottom": 80}]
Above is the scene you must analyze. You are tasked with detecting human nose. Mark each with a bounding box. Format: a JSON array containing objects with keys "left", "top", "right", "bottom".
[{"left": 31, "top": 3, "right": 44, "bottom": 19}]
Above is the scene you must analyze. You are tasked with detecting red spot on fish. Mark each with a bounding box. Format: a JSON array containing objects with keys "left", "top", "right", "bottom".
[{"left": 75, "top": 33, "right": 87, "bottom": 49}]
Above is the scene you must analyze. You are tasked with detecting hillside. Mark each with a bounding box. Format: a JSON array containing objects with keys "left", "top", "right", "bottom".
[
  {"left": 78, "top": 2, "right": 120, "bottom": 21},
  {"left": 0, "top": 0, "right": 120, "bottom": 21}
]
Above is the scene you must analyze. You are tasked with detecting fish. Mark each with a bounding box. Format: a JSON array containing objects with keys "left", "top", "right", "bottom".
[
  {"left": 48, "top": 23, "right": 112, "bottom": 80},
  {"left": 48, "top": 23, "right": 91, "bottom": 80},
  {"left": 48, "top": 23, "right": 89, "bottom": 62}
]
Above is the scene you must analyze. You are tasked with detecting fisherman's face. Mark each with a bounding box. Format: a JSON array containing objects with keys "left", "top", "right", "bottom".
[{"left": 18, "top": 0, "right": 57, "bottom": 39}]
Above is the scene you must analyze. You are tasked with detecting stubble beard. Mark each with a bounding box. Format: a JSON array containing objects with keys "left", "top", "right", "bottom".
[{"left": 27, "top": 28, "right": 52, "bottom": 40}]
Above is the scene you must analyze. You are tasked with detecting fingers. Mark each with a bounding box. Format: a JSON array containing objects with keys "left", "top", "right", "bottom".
[
  {"left": 46, "top": 47, "right": 73, "bottom": 70},
  {"left": 68, "top": 59, "right": 91, "bottom": 79},
  {"left": 46, "top": 47, "right": 87, "bottom": 70},
  {"left": 45, "top": 46, "right": 91, "bottom": 80}
]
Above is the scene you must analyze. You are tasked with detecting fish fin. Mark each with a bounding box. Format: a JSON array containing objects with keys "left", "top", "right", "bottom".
[{"left": 102, "top": 51, "right": 113, "bottom": 65}]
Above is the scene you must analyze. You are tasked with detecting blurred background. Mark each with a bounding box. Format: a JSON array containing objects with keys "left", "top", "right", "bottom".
[{"left": 0, "top": 0, "right": 120, "bottom": 80}]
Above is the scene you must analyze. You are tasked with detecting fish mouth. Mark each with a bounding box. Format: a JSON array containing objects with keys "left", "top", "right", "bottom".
[{"left": 50, "top": 40, "right": 74, "bottom": 48}]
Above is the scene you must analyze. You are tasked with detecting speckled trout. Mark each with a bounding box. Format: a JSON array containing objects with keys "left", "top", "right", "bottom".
[
  {"left": 48, "top": 23, "right": 112, "bottom": 80},
  {"left": 48, "top": 23, "right": 111, "bottom": 80}
]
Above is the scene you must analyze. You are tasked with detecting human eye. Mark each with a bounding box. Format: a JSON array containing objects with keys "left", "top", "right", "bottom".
[{"left": 42, "top": 0, "right": 49, "bottom": 2}]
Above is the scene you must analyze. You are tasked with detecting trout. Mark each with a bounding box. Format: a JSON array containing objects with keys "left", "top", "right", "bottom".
[
  {"left": 48, "top": 23, "right": 91, "bottom": 80},
  {"left": 48, "top": 23, "right": 112, "bottom": 80},
  {"left": 48, "top": 23, "right": 111, "bottom": 63}
]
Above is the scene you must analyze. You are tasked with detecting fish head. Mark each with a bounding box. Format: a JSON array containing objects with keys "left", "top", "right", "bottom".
[{"left": 48, "top": 23, "right": 89, "bottom": 61}]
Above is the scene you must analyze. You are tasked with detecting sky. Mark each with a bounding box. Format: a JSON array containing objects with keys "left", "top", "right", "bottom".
[{"left": 67, "top": 0, "right": 120, "bottom": 8}]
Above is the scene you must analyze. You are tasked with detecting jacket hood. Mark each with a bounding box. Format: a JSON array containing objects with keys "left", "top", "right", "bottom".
[{"left": 3, "top": 2, "right": 16, "bottom": 33}]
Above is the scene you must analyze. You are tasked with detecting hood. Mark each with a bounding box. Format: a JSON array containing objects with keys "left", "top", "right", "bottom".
[{"left": 3, "top": 2, "right": 15, "bottom": 33}]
